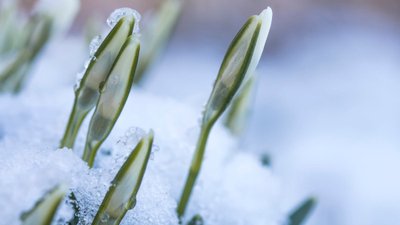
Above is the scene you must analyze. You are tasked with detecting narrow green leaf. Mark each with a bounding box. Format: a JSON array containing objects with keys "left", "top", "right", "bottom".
[
  {"left": 187, "top": 214, "right": 204, "bottom": 225},
  {"left": 288, "top": 197, "right": 317, "bottom": 225},
  {"left": 134, "top": 0, "right": 184, "bottom": 84},
  {"left": 82, "top": 35, "right": 140, "bottom": 167},
  {"left": 21, "top": 185, "right": 66, "bottom": 225},
  {"left": 60, "top": 16, "right": 136, "bottom": 149},
  {"left": 224, "top": 73, "right": 257, "bottom": 136},
  {"left": 92, "top": 130, "right": 154, "bottom": 225},
  {"left": 177, "top": 8, "right": 273, "bottom": 218}
]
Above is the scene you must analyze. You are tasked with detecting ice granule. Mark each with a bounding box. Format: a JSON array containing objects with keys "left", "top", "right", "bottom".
[
  {"left": 107, "top": 7, "right": 141, "bottom": 34},
  {"left": 89, "top": 35, "right": 103, "bottom": 57}
]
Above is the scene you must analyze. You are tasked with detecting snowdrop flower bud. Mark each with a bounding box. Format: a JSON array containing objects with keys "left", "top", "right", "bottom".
[
  {"left": 21, "top": 185, "right": 67, "bottom": 225},
  {"left": 92, "top": 131, "right": 154, "bottom": 225},
  {"left": 60, "top": 15, "right": 136, "bottom": 149},
  {"left": 178, "top": 8, "right": 273, "bottom": 218},
  {"left": 203, "top": 7, "right": 272, "bottom": 126},
  {"left": 83, "top": 36, "right": 140, "bottom": 167}
]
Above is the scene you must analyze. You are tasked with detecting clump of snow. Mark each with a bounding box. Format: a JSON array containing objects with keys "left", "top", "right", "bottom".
[{"left": 107, "top": 8, "right": 141, "bottom": 34}]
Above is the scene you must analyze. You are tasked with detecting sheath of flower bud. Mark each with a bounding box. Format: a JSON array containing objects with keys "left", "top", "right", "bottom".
[
  {"left": 21, "top": 185, "right": 66, "bottom": 225},
  {"left": 60, "top": 16, "right": 135, "bottom": 149},
  {"left": 82, "top": 36, "right": 140, "bottom": 167},
  {"left": 203, "top": 8, "right": 272, "bottom": 127},
  {"left": 92, "top": 131, "right": 154, "bottom": 225}
]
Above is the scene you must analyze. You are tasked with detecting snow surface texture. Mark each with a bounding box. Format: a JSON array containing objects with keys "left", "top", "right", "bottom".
[
  {"left": 0, "top": 38, "right": 283, "bottom": 225},
  {"left": 144, "top": 23, "right": 400, "bottom": 225}
]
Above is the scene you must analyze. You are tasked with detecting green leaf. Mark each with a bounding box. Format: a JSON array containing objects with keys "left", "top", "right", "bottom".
[
  {"left": 21, "top": 185, "right": 67, "bottom": 225},
  {"left": 82, "top": 35, "right": 140, "bottom": 167},
  {"left": 177, "top": 8, "right": 273, "bottom": 218},
  {"left": 288, "top": 197, "right": 317, "bottom": 225},
  {"left": 92, "top": 130, "right": 154, "bottom": 225},
  {"left": 224, "top": 73, "right": 257, "bottom": 136},
  {"left": 60, "top": 15, "right": 136, "bottom": 149},
  {"left": 134, "top": 0, "right": 184, "bottom": 85},
  {"left": 187, "top": 214, "right": 204, "bottom": 225}
]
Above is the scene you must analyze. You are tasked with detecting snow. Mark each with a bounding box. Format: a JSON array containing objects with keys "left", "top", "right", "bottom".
[
  {"left": 107, "top": 8, "right": 141, "bottom": 34},
  {"left": 0, "top": 38, "right": 284, "bottom": 225}
]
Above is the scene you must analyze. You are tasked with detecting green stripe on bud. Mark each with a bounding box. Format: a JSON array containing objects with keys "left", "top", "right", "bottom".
[
  {"left": 21, "top": 185, "right": 66, "bottom": 225},
  {"left": 177, "top": 8, "right": 273, "bottom": 218},
  {"left": 82, "top": 36, "right": 140, "bottom": 167},
  {"left": 92, "top": 130, "right": 154, "bottom": 225},
  {"left": 60, "top": 16, "right": 135, "bottom": 149},
  {"left": 224, "top": 73, "right": 257, "bottom": 136}
]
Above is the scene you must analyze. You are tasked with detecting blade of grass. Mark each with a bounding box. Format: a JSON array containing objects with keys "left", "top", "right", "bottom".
[
  {"left": 92, "top": 130, "right": 154, "bottom": 225},
  {"left": 21, "top": 185, "right": 66, "bottom": 225},
  {"left": 60, "top": 16, "right": 135, "bottom": 149},
  {"left": 82, "top": 35, "right": 140, "bottom": 167},
  {"left": 177, "top": 8, "right": 273, "bottom": 218},
  {"left": 288, "top": 197, "right": 316, "bottom": 225}
]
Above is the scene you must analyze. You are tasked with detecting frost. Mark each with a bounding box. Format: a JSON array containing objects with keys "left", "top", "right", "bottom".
[
  {"left": 89, "top": 35, "right": 103, "bottom": 57},
  {"left": 107, "top": 7, "right": 141, "bottom": 34}
]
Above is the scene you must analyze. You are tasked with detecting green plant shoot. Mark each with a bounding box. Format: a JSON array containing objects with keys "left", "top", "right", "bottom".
[
  {"left": 92, "top": 130, "right": 154, "bottom": 225},
  {"left": 21, "top": 185, "right": 66, "bottom": 225},
  {"left": 177, "top": 8, "right": 273, "bottom": 218},
  {"left": 288, "top": 197, "right": 316, "bottom": 225},
  {"left": 82, "top": 35, "right": 140, "bottom": 167},
  {"left": 60, "top": 16, "right": 135, "bottom": 149}
]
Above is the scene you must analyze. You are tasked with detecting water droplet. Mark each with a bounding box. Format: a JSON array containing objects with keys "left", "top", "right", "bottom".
[
  {"left": 99, "top": 81, "right": 106, "bottom": 93},
  {"left": 100, "top": 213, "right": 110, "bottom": 222},
  {"left": 128, "top": 197, "right": 137, "bottom": 209}
]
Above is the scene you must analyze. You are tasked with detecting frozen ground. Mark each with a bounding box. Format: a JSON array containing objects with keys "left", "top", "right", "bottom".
[{"left": 0, "top": 17, "right": 399, "bottom": 225}]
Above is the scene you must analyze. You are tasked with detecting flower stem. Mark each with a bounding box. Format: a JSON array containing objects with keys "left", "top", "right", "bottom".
[
  {"left": 60, "top": 100, "right": 88, "bottom": 149},
  {"left": 177, "top": 123, "right": 212, "bottom": 218}
]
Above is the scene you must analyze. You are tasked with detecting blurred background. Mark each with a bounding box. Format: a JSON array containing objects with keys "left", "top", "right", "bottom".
[{"left": 5, "top": 0, "right": 400, "bottom": 225}]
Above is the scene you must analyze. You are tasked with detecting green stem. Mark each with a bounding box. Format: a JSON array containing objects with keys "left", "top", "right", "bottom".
[
  {"left": 177, "top": 123, "right": 212, "bottom": 218},
  {"left": 82, "top": 141, "right": 99, "bottom": 168},
  {"left": 60, "top": 101, "right": 87, "bottom": 149}
]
